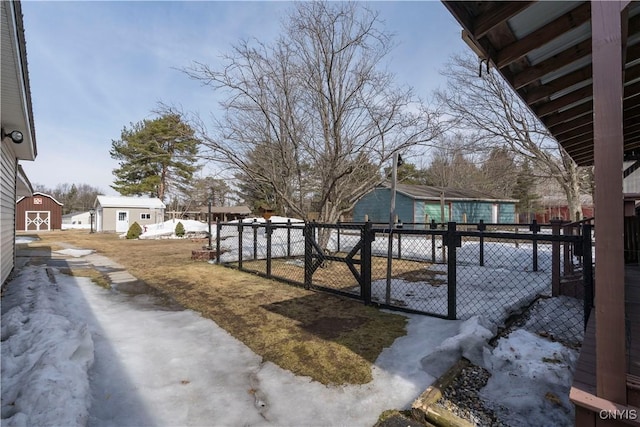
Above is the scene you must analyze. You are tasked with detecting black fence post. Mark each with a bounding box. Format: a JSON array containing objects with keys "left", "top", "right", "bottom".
[
  {"left": 530, "top": 219, "right": 540, "bottom": 272},
  {"left": 397, "top": 228, "right": 402, "bottom": 259},
  {"left": 361, "top": 221, "right": 373, "bottom": 305},
  {"left": 266, "top": 220, "right": 272, "bottom": 277},
  {"left": 216, "top": 218, "right": 221, "bottom": 264},
  {"left": 446, "top": 222, "right": 459, "bottom": 320},
  {"left": 551, "top": 219, "right": 562, "bottom": 296},
  {"left": 337, "top": 220, "right": 341, "bottom": 253},
  {"left": 582, "top": 223, "right": 594, "bottom": 330},
  {"left": 304, "top": 222, "right": 312, "bottom": 289},
  {"left": 478, "top": 219, "right": 486, "bottom": 267},
  {"left": 253, "top": 219, "right": 258, "bottom": 261},
  {"left": 430, "top": 220, "right": 437, "bottom": 262},
  {"left": 238, "top": 223, "right": 244, "bottom": 270},
  {"left": 287, "top": 219, "right": 291, "bottom": 258}
]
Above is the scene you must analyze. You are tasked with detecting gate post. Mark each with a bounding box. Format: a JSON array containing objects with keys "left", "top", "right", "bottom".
[
  {"left": 304, "top": 222, "right": 312, "bottom": 289},
  {"left": 446, "top": 222, "right": 459, "bottom": 320},
  {"left": 238, "top": 223, "right": 244, "bottom": 270},
  {"left": 478, "top": 219, "right": 486, "bottom": 267},
  {"left": 361, "top": 221, "right": 373, "bottom": 305},
  {"left": 551, "top": 219, "right": 562, "bottom": 296},
  {"left": 216, "top": 218, "right": 221, "bottom": 264},
  {"left": 529, "top": 219, "right": 540, "bottom": 272},
  {"left": 266, "top": 220, "right": 272, "bottom": 278}
]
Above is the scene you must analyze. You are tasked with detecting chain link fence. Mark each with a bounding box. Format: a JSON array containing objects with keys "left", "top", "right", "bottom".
[{"left": 214, "top": 219, "right": 593, "bottom": 332}]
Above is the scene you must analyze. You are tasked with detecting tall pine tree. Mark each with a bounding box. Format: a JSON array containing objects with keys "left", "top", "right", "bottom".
[{"left": 110, "top": 113, "right": 200, "bottom": 201}]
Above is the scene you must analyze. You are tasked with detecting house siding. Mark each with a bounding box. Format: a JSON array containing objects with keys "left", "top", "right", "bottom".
[
  {"left": 353, "top": 187, "right": 518, "bottom": 227},
  {"left": 98, "top": 206, "right": 164, "bottom": 232},
  {"left": 352, "top": 189, "right": 414, "bottom": 224},
  {"left": 498, "top": 203, "right": 516, "bottom": 223},
  {"left": 414, "top": 201, "right": 451, "bottom": 225},
  {"left": 0, "top": 143, "right": 17, "bottom": 284}
]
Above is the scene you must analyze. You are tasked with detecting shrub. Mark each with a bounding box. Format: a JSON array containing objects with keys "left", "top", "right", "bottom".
[
  {"left": 175, "top": 221, "right": 185, "bottom": 237},
  {"left": 126, "top": 222, "right": 143, "bottom": 239}
]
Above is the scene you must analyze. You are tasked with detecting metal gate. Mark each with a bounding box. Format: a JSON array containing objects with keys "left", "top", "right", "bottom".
[{"left": 304, "top": 222, "right": 372, "bottom": 301}]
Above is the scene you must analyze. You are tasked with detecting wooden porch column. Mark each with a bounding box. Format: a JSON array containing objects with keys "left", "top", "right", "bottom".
[{"left": 592, "top": 0, "right": 627, "bottom": 404}]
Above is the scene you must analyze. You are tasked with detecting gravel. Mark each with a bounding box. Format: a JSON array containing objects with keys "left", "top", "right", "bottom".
[{"left": 434, "top": 364, "right": 508, "bottom": 427}]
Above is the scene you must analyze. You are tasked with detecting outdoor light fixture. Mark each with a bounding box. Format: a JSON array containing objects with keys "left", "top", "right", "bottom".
[
  {"left": 89, "top": 208, "right": 95, "bottom": 234},
  {"left": 1, "top": 129, "right": 24, "bottom": 144}
]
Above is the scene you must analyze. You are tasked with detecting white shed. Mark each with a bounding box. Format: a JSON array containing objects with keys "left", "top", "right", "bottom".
[{"left": 94, "top": 196, "right": 165, "bottom": 232}]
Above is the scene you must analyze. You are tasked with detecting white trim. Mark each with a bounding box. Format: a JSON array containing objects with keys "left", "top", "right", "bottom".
[
  {"left": 16, "top": 192, "right": 63, "bottom": 206},
  {"left": 115, "top": 210, "right": 129, "bottom": 233},
  {"left": 25, "top": 210, "right": 50, "bottom": 231},
  {"left": 5, "top": 1, "right": 36, "bottom": 158}
]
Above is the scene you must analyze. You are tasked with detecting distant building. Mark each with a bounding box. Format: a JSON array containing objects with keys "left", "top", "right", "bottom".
[
  {"left": 353, "top": 183, "right": 518, "bottom": 226},
  {"left": 61, "top": 211, "right": 92, "bottom": 229},
  {"left": 16, "top": 193, "right": 63, "bottom": 231},
  {"left": 94, "top": 196, "right": 165, "bottom": 232},
  {"left": 167, "top": 205, "right": 252, "bottom": 222},
  {"left": 533, "top": 194, "right": 594, "bottom": 223}
]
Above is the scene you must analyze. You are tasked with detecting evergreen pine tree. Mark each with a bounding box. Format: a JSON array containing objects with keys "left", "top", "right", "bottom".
[{"left": 110, "top": 113, "right": 200, "bottom": 201}]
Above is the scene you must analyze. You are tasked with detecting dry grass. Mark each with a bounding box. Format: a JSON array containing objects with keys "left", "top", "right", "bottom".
[
  {"left": 20, "top": 230, "right": 408, "bottom": 385},
  {"left": 240, "top": 253, "right": 431, "bottom": 292}
]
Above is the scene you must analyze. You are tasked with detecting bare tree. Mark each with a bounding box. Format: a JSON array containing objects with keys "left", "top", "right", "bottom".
[
  {"left": 436, "top": 53, "right": 587, "bottom": 221},
  {"left": 184, "top": 1, "right": 440, "bottom": 227}
]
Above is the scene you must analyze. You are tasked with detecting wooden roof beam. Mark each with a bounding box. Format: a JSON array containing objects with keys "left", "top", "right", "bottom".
[
  {"left": 534, "top": 85, "right": 593, "bottom": 117},
  {"left": 549, "top": 113, "right": 592, "bottom": 135},
  {"left": 554, "top": 122, "right": 593, "bottom": 141},
  {"left": 497, "top": 2, "right": 591, "bottom": 69},
  {"left": 558, "top": 131, "right": 594, "bottom": 149},
  {"left": 524, "top": 64, "right": 592, "bottom": 104},
  {"left": 472, "top": 2, "right": 534, "bottom": 39},
  {"left": 624, "top": 104, "right": 640, "bottom": 122},
  {"left": 624, "top": 80, "right": 640, "bottom": 100},
  {"left": 543, "top": 100, "right": 592, "bottom": 127},
  {"left": 511, "top": 38, "right": 592, "bottom": 89}
]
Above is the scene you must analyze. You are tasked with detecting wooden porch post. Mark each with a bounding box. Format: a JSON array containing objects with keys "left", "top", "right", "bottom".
[{"left": 592, "top": 0, "right": 627, "bottom": 404}]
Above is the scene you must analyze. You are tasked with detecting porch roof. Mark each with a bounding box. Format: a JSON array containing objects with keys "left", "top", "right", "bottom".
[{"left": 442, "top": 1, "right": 640, "bottom": 166}]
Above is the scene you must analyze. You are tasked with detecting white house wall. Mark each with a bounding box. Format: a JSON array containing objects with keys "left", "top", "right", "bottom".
[
  {"left": 99, "top": 206, "right": 164, "bottom": 232},
  {"left": 0, "top": 142, "right": 17, "bottom": 284}
]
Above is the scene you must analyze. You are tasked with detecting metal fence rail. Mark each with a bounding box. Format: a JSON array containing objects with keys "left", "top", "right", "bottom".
[{"left": 214, "top": 219, "right": 593, "bottom": 334}]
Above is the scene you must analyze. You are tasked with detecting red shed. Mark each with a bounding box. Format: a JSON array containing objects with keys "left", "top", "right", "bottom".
[{"left": 16, "top": 192, "right": 63, "bottom": 231}]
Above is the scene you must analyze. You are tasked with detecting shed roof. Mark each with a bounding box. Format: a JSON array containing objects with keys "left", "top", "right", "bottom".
[
  {"left": 442, "top": 1, "right": 640, "bottom": 166},
  {"left": 16, "top": 192, "right": 63, "bottom": 206},
  {"left": 95, "top": 196, "right": 166, "bottom": 209},
  {"left": 380, "top": 183, "right": 518, "bottom": 203},
  {"left": 195, "top": 205, "right": 252, "bottom": 215}
]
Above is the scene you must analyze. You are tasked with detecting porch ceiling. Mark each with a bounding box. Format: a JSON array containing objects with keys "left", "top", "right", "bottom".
[{"left": 442, "top": 1, "right": 640, "bottom": 166}]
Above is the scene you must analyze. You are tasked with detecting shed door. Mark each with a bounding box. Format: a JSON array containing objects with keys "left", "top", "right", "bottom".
[
  {"left": 116, "top": 210, "right": 129, "bottom": 232},
  {"left": 491, "top": 204, "right": 499, "bottom": 223},
  {"left": 26, "top": 211, "right": 51, "bottom": 231}
]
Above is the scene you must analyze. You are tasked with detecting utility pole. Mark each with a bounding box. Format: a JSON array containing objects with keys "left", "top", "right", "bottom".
[{"left": 385, "top": 152, "right": 403, "bottom": 304}]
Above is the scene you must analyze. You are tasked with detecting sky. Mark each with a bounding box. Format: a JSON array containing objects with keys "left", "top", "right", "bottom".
[
  {"left": 19, "top": 1, "right": 467, "bottom": 196},
  {"left": 3, "top": 232, "right": 581, "bottom": 426}
]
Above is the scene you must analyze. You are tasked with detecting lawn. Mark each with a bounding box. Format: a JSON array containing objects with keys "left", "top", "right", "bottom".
[{"left": 19, "top": 230, "right": 408, "bottom": 385}]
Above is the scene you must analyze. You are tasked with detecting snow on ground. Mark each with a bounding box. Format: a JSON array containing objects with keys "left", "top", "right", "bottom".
[
  {"left": 1, "top": 260, "right": 466, "bottom": 427},
  {"left": 61, "top": 224, "right": 91, "bottom": 230},
  {"left": 480, "top": 329, "right": 579, "bottom": 426},
  {"left": 2, "top": 238, "right": 584, "bottom": 427},
  {"left": 15, "top": 236, "right": 39, "bottom": 245},
  {"left": 54, "top": 249, "right": 94, "bottom": 258},
  {"left": 138, "top": 219, "right": 209, "bottom": 239}
]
